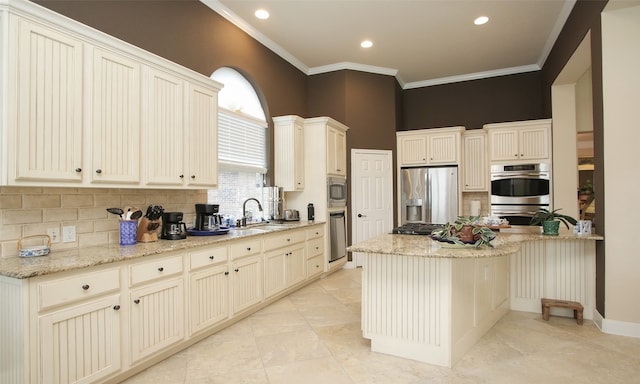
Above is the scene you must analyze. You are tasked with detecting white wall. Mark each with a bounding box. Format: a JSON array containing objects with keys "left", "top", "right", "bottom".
[{"left": 602, "top": 3, "right": 640, "bottom": 326}]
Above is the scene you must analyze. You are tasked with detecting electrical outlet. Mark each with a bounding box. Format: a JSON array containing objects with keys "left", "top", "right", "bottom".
[
  {"left": 62, "top": 226, "right": 76, "bottom": 243},
  {"left": 47, "top": 228, "right": 60, "bottom": 244}
]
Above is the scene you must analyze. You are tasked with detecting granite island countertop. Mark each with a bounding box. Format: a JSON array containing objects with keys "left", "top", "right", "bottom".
[
  {"left": 1, "top": 221, "right": 324, "bottom": 279},
  {"left": 347, "top": 226, "right": 603, "bottom": 259}
]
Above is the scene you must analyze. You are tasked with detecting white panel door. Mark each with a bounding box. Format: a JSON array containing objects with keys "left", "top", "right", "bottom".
[{"left": 351, "top": 149, "right": 393, "bottom": 267}]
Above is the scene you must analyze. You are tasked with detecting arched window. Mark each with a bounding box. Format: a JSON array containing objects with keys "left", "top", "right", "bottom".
[{"left": 208, "top": 68, "right": 268, "bottom": 223}]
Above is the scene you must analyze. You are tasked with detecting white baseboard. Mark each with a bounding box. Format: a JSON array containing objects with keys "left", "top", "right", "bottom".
[{"left": 594, "top": 310, "right": 640, "bottom": 338}]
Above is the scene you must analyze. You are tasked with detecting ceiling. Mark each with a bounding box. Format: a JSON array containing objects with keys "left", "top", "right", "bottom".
[{"left": 200, "top": 0, "right": 576, "bottom": 89}]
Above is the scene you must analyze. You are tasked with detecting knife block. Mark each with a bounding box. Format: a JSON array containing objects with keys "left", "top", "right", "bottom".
[{"left": 137, "top": 217, "right": 160, "bottom": 242}]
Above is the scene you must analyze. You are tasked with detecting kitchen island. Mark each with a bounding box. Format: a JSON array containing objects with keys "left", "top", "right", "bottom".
[{"left": 347, "top": 229, "right": 603, "bottom": 367}]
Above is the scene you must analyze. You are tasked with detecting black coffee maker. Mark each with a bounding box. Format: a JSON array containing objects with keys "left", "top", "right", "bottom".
[
  {"left": 195, "top": 204, "right": 221, "bottom": 231},
  {"left": 161, "top": 212, "right": 187, "bottom": 240}
]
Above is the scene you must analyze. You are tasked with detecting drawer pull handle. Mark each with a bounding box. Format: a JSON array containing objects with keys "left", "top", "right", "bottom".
[
  {"left": 191, "top": 175, "right": 196, "bottom": 179},
  {"left": 95, "top": 169, "right": 102, "bottom": 174},
  {"left": 179, "top": 174, "right": 184, "bottom": 179},
  {"left": 315, "top": 246, "right": 319, "bottom": 250},
  {"left": 113, "top": 305, "right": 121, "bottom": 311},
  {"left": 287, "top": 238, "right": 291, "bottom": 242},
  {"left": 224, "top": 271, "right": 229, "bottom": 275},
  {"left": 134, "top": 299, "right": 140, "bottom": 304},
  {"left": 158, "top": 267, "right": 164, "bottom": 272},
  {"left": 75, "top": 168, "right": 82, "bottom": 173},
  {"left": 82, "top": 284, "right": 90, "bottom": 290},
  {"left": 234, "top": 268, "right": 239, "bottom": 272},
  {"left": 246, "top": 247, "right": 251, "bottom": 251},
  {"left": 209, "top": 256, "right": 215, "bottom": 260}
]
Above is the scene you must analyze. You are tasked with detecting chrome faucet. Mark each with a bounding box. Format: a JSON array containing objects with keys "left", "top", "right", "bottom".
[{"left": 242, "top": 198, "right": 263, "bottom": 225}]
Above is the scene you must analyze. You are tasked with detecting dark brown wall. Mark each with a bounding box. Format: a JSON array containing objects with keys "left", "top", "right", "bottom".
[
  {"left": 309, "top": 70, "right": 400, "bottom": 241},
  {"left": 403, "top": 71, "right": 545, "bottom": 130},
  {"left": 541, "top": 0, "right": 608, "bottom": 316}
]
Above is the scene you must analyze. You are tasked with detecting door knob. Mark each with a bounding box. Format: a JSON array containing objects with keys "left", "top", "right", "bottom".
[{"left": 358, "top": 213, "right": 366, "bottom": 218}]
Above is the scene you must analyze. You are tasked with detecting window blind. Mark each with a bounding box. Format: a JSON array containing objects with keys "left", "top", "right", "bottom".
[{"left": 218, "top": 108, "right": 267, "bottom": 173}]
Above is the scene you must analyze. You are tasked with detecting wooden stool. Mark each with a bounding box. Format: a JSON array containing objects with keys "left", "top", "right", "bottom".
[{"left": 541, "top": 298, "right": 584, "bottom": 325}]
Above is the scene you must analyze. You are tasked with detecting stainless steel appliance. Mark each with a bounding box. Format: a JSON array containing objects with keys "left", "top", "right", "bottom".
[
  {"left": 161, "top": 212, "right": 187, "bottom": 240},
  {"left": 400, "top": 166, "right": 458, "bottom": 225},
  {"left": 329, "top": 210, "right": 346, "bottom": 262},
  {"left": 284, "top": 209, "right": 300, "bottom": 221},
  {"left": 263, "top": 186, "right": 285, "bottom": 221},
  {"left": 327, "top": 177, "right": 347, "bottom": 207},
  {"left": 490, "top": 163, "right": 551, "bottom": 225},
  {"left": 194, "top": 203, "right": 221, "bottom": 231}
]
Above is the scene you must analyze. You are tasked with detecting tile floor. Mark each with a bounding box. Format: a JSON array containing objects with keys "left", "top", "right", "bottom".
[{"left": 123, "top": 268, "right": 640, "bottom": 384}]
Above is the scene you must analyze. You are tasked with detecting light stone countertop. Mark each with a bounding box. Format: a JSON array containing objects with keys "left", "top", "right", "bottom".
[
  {"left": 347, "top": 226, "right": 603, "bottom": 259},
  {"left": 1, "top": 221, "right": 324, "bottom": 279}
]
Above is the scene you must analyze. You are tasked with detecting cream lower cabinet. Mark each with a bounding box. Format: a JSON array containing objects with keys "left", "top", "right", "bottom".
[
  {"left": 230, "top": 255, "right": 264, "bottom": 315},
  {"left": 129, "top": 254, "right": 185, "bottom": 363},
  {"left": 39, "top": 295, "right": 123, "bottom": 384},
  {"left": 188, "top": 245, "right": 230, "bottom": 335},
  {"left": 306, "top": 227, "right": 325, "bottom": 278},
  {"left": 32, "top": 267, "right": 123, "bottom": 384},
  {"left": 264, "top": 229, "right": 307, "bottom": 298}
]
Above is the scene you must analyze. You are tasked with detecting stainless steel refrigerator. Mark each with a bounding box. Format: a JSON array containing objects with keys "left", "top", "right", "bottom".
[{"left": 400, "top": 166, "right": 458, "bottom": 225}]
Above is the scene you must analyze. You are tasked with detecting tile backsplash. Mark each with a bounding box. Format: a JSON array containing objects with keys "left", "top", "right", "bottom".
[
  {"left": 461, "top": 192, "right": 490, "bottom": 217},
  {"left": 0, "top": 187, "right": 207, "bottom": 258}
]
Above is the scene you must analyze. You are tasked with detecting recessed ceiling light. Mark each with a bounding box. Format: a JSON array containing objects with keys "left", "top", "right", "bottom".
[
  {"left": 255, "top": 9, "right": 269, "bottom": 20},
  {"left": 361, "top": 40, "right": 373, "bottom": 48},
  {"left": 474, "top": 16, "right": 489, "bottom": 25}
]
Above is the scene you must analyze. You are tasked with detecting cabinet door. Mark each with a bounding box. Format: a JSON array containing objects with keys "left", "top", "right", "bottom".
[
  {"left": 286, "top": 246, "right": 306, "bottom": 286},
  {"left": 487, "top": 129, "right": 519, "bottom": 161},
  {"left": 518, "top": 126, "right": 550, "bottom": 160},
  {"left": 427, "top": 132, "right": 459, "bottom": 164},
  {"left": 39, "top": 295, "right": 122, "bottom": 384},
  {"left": 14, "top": 19, "right": 83, "bottom": 182},
  {"left": 231, "top": 256, "right": 263, "bottom": 315},
  {"left": 274, "top": 116, "right": 305, "bottom": 191},
  {"left": 327, "top": 127, "right": 347, "bottom": 176},
  {"left": 462, "top": 133, "right": 488, "bottom": 191},
  {"left": 185, "top": 83, "right": 218, "bottom": 187},
  {"left": 130, "top": 277, "right": 184, "bottom": 363},
  {"left": 143, "top": 67, "right": 185, "bottom": 186},
  {"left": 264, "top": 249, "right": 286, "bottom": 298},
  {"left": 90, "top": 47, "right": 141, "bottom": 184},
  {"left": 189, "top": 264, "right": 229, "bottom": 335},
  {"left": 398, "top": 135, "right": 427, "bottom": 166}
]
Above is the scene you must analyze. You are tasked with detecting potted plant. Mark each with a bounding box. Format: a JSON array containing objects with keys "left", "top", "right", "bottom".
[
  {"left": 578, "top": 180, "right": 594, "bottom": 201},
  {"left": 529, "top": 208, "right": 577, "bottom": 235},
  {"left": 431, "top": 216, "right": 496, "bottom": 248}
]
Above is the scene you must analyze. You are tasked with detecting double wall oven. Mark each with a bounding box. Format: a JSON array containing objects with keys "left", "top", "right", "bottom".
[{"left": 490, "top": 163, "right": 551, "bottom": 225}]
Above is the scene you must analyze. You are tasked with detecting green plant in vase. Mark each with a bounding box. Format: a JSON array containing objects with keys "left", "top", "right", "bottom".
[
  {"left": 431, "top": 216, "right": 496, "bottom": 248},
  {"left": 529, "top": 208, "right": 577, "bottom": 235}
]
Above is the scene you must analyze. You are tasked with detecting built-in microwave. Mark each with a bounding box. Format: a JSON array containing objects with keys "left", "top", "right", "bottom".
[{"left": 327, "top": 177, "right": 347, "bottom": 207}]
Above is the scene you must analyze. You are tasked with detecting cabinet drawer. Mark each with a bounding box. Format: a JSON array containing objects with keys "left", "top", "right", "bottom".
[
  {"left": 190, "top": 246, "right": 228, "bottom": 270},
  {"left": 130, "top": 255, "right": 184, "bottom": 286},
  {"left": 230, "top": 239, "right": 262, "bottom": 260},
  {"left": 264, "top": 230, "right": 306, "bottom": 251},
  {"left": 306, "top": 226, "right": 323, "bottom": 240},
  {"left": 307, "top": 255, "right": 324, "bottom": 278},
  {"left": 306, "top": 237, "right": 324, "bottom": 258},
  {"left": 38, "top": 268, "right": 120, "bottom": 311}
]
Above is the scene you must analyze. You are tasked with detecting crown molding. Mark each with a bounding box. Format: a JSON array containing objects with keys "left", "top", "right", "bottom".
[
  {"left": 537, "top": 0, "right": 577, "bottom": 67},
  {"left": 403, "top": 64, "right": 541, "bottom": 89}
]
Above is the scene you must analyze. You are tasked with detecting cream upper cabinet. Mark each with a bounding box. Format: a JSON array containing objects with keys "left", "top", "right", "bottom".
[
  {"left": 274, "top": 115, "right": 305, "bottom": 191},
  {"left": 397, "top": 127, "right": 464, "bottom": 167},
  {"left": 89, "top": 47, "right": 141, "bottom": 184},
  {"left": 327, "top": 125, "right": 347, "bottom": 176},
  {"left": 462, "top": 130, "right": 488, "bottom": 191},
  {"left": 142, "top": 66, "right": 186, "bottom": 187},
  {"left": 484, "top": 119, "right": 551, "bottom": 163},
  {"left": 185, "top": 82, "right": 219, "bottom": 187},
  {"left": 397, "top": 133, "right": 428, "bottom": 165},
  {"left": 2, "top": 8, "right": 221, "bottom": 188},
  {"left": 10, "top": 17, "right": 84, "bottom": 183}
]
